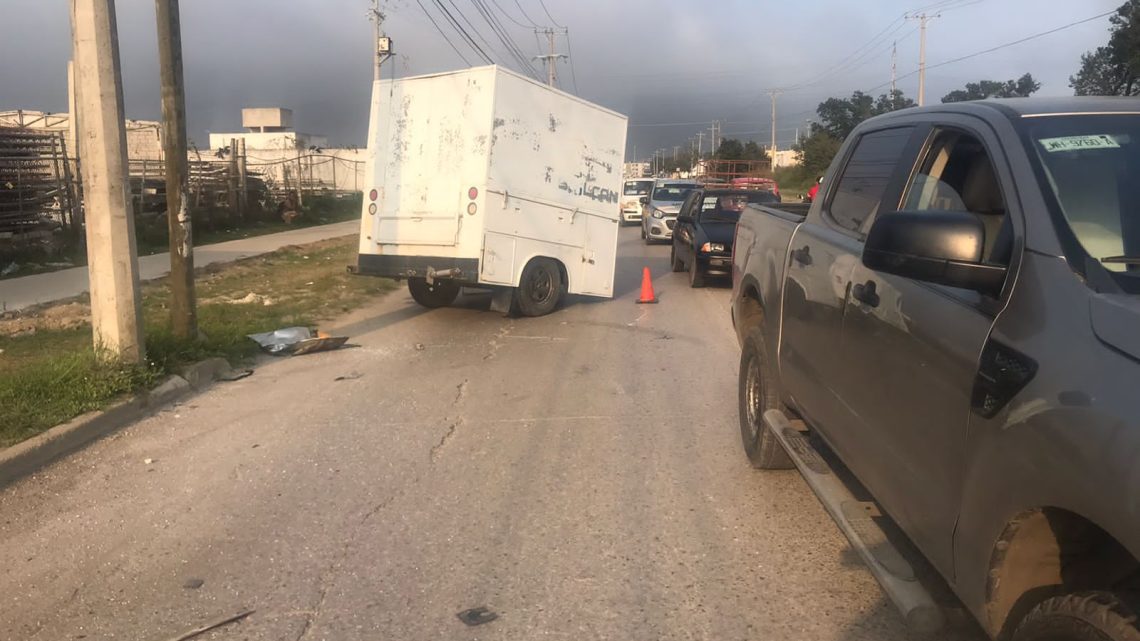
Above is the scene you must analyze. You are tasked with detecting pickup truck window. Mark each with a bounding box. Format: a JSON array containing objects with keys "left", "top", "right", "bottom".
[
  {"left": 902, "top": 130, "right": 1010, "bottom": 263},
  {"left": 1026, "top": 115, "right": 1140, "bottom": 279},
  {"left": 827, "top": 127, "right": 915, "bottom": 234}
]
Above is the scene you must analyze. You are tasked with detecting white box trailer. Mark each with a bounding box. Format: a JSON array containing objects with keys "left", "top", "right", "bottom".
[{"left": 352, "top": 65, "right": 628, "bottom": 316}]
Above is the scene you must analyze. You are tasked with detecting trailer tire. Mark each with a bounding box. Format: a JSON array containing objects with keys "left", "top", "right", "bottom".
[
  {"left": 1012, "top": 592, "right": 1140, "bottom": 641},
  {"left": 408, "top": 278, "right": 460, "bottom": 309},
  {"left": 515, "top": 258, "right": 563, "bottom": 317},
  {"left": 738, "top": 326, "right": 794, "bottom": 469}
]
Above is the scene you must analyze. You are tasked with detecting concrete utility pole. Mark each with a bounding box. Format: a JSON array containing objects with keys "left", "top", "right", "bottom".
[
  {"left": 891, "top": 40, "right": 898, "bottom": 94},
  {"left": 370, "top": 0, "right": 384, "bottom": 82},
  {"left": 696, "top": 131, "right": 704, "bottom": 159},
  {"left": 533, "top": 29, "right": 567, "bottom": 88},
  {"left": 769, "top": 90, "right": 782, "bottom": 164},
  {"left": 71, "top": 0, "right": 144, "bottom": 363},
  {"left": 907, "top": 13, "right": 940, "bottom": 106},
  {"left": 673, "top": 146, "right": 679, "bottom": 162},
  {"left": 155, "top": 0, "right": 196, "bottom": 339}
]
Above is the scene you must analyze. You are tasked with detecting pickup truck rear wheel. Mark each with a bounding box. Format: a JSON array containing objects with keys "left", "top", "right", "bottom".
[
  {"left": 515, "top": 258, "right": 563, "bottom": 317},
  {"left": 407, "top": 278, "right": 460, "bottom": 308},
  {"left": 738, "top": 327, "right": 794, "bottom": 469},
  {"left": 1012, "top": 592, "right": 1140, "bottom": 641},
  {"left": 670, "top": 244, "right": 685, "bottom": 272}
]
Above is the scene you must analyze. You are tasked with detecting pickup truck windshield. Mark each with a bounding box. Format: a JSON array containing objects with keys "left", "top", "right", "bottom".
[
  {"left": 652, "top": 184, "right": 699, "bottom": 202},
  {"left": 1026, "top": 115, "right": 1140, "bottom": 278}
]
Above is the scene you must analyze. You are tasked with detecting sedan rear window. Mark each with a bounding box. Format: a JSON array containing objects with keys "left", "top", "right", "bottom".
[{"left": 652, "top": 184, "right": 698, "bottom": 202}]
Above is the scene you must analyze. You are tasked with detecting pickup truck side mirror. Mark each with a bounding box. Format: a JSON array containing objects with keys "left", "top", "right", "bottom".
[
  {"left": 676, "top": 214, "right": 694, "bottom": 225},
  {"left": 862, "top": 211, "right": 1006, "bottom": 295},
  {"left": 639, "top": 196, "right": 649, "bottom": 206}
]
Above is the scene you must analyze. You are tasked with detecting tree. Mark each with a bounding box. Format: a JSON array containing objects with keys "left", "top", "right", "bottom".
[
  {"left": 742, "top": 141, "right": 768, "bottom": 162},
  {"left": 815, "top": 89, "right": 915, "bottom": 140},
  {"left": 941, "top": 73, "right": 1041, "bottom": 102},
  {"left": 795, "top": 131, "right": 842, "bottom": 180},
  {"left": 1071, "top": 0, "right": 1140, "bottom": 95},
  {"left": 715, "top": 138, "right": 744, "bottom": 160}
]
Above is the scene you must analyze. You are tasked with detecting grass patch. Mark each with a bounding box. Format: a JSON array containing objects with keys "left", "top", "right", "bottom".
[{"left": 0, "top": 234, "right": 395, "bottom": 445}]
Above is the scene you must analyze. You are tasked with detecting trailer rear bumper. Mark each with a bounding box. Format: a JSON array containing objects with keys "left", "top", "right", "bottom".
[{"left": 350, "top": 254, "right": 480, "bottom": 284}]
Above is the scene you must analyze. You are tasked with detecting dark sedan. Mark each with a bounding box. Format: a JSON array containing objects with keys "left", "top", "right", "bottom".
[{"left": 671, "top": 189, "right": 780, "bottom": 287}]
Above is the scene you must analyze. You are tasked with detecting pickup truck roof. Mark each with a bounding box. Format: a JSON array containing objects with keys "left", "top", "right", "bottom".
[{"left": 869, "top": 96, "right": 1140, "bottom": 125}]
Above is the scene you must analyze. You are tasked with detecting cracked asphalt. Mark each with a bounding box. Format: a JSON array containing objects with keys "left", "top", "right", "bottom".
[{"left": 0, "top": 228, "right": 985, "bottom": 641}]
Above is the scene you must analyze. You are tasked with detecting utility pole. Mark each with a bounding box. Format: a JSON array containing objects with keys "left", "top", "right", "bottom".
[
  {"left": 696, "top": 131, "right": 704, "bottom": 159},
  {"left": 673, "top": 146, "right": 678, "bottom": 162},
  {"left": 370, "top": 0, "right": 384, "bottom": 81},
  {"left": 769, "top": 90, "right": 782, "bottom": 165},
  {"left": 71, "top": 0, "right": 144, "bottom": 363},
  {"left": 533, "top": 29, "right": 567, "bottom": 88},
  {"left": 907, "top": 13, "right": 939, "bottom": 106},
  {"left": 155, "top": 0, "right": 196, "bottom": 339},
  {"left": 890, "top": 40, "right": 898, "bottom": 95}
]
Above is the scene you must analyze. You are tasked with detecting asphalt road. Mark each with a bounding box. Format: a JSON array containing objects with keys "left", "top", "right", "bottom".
[{"left": 0, "top": 227, "right": 984, "bottom": 641}]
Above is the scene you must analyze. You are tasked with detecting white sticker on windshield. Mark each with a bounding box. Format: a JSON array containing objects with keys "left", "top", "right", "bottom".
[{"left": 1040, "top": 135, "right": 1121, "bottom": 153}]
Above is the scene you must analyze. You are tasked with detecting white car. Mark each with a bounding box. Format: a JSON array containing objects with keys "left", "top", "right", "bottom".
[{"left": 620, "top": 178, "right": 654, "bottom": 225}]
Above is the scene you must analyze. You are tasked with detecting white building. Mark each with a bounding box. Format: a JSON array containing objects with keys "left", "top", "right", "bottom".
[
  {"left": 770, "top": 149, "right": 801, "bottom": 169},
  {"left": 207, "top": 108, "right": 328, "bottom": 152}
]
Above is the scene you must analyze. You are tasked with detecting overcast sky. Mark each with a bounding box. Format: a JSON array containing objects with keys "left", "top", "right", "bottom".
[{"left": 0, "top": 0, "right": 1122, "bottom": 160}]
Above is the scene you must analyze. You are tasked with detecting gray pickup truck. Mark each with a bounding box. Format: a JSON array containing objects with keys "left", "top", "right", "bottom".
[{"left": 731, "top": 98, "right": 1140, "bottom": 641}]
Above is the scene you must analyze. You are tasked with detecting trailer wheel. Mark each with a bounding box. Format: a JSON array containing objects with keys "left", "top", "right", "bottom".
[
  {"left": 738, "top": 326, "right": 794, "bottom": 469},
  {"left": 408, "top": 278, "right": 460, "bottom": 309},
  {"left": 515, "top": 258, "right": 563, "bottom": 317}
]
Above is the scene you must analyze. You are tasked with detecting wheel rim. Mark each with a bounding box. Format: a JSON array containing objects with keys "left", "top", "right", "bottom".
[
  {"left": 529, "top": 267, "right": 554, "bottom": 304},
  {"left": 745, "top": 356, "right": 762, "bottom": 441}
]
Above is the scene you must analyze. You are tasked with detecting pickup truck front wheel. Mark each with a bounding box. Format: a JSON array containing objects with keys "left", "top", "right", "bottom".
[
  {"left": 738, "top": 328, "right": 794, "bottom": 469},
  {"left": 670, "top": 244, "right": 685, "bottom": 272},
  {"left": 1013, "top": 592, "right": 1140, "bottom": 641},
  {"left": 408, "top": 278, "right": 460, "bottom": 308}
]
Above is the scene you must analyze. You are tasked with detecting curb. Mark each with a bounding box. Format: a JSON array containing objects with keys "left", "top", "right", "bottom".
[{"left": 0, "top": 358, "right": 237, "bottom": 489}]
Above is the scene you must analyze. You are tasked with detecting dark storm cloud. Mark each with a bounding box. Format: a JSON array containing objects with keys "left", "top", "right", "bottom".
[{"left": 0, "top": 0, "right": 1120, "bottom": 159}]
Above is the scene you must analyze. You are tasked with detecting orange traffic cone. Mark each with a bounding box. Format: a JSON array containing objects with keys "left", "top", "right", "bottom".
[{"left": 636, "top": 266, "right": 658, "bottom": 304}]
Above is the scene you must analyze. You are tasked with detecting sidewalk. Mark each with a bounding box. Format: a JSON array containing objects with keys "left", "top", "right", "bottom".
[{"left": 0, "top": 220, "right": 359, "bottom": 313}]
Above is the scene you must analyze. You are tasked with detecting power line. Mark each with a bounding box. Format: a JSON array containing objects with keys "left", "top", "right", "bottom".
[
  {"left": 537, "top": 0, "right": 565, "bottom": 28},
  {"left": 564, "top": 30, "right": 580, "bottom": 93},
  {"left": 489, "top": 0, "right": 534, "bottom": 28},
  {"left": 512, "top": 0, "right": 543, "bottom": 26},
  {"left": 412, "top": 0, "right": 474, "bottom": 65},
  {"left": 431, "top": 0, "right": 494, "bottom": 63},
  {"left": 866, "top": 8, "right": 1117, "bottom": 94},
  {"left": 472, "top": 0, "right": 543, "bottom": 78}
]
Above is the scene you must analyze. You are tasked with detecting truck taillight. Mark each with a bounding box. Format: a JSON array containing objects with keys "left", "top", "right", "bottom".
[
  {"left": 468, "top": 187, "right": 478, "bottom": 200},
  {"left": 369, "top": 189, "right": 378, "bottom": 201}
]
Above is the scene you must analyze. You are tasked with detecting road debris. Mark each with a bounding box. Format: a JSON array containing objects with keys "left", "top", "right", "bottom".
[
  {"left": 334, "top": 372, "right": 363, "bottom": 381},
  {"left": 182, "top": 578, "right": 204, "bottom": 589},
  {"left": 1, "top": 262, "right": 18, "bottom": 277},
  {"left": 219, "top": 368, "right": 254, "bottom": 382},
  {"left": 456, "top": 607, "right": 498, "bottom": 627},
  {"left": 414, "top": 342, "right": 425, "bottom": 351},
  {"left": 162, "top": 609, "right": 255, "bottom": 641},
  {"left": 144, "top": 458, "right": 155, "bottom": 465},
  {"left": 227, "top": 292, "right": 274, "bottom": 306},
  {"left": 247, "top": 327, "right": 349, "bottom": 356}
]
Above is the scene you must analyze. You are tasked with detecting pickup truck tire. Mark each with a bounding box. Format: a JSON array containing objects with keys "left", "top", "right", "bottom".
[
  {"left": 689, "top": 257, "right": 705, "bottom": 288},
  {"left": 1012, "top": 592, "right": 1140, "bottom": 641},
  {"left": 738, "top": 327, "right": 794, "bottom": 469},
  {"left": 515, "top": 258, "right": 563, "bottom": 317},
  {"left": 408, "top": 278, "right": 460, "bottom": 308},
  {"left": 670, "top": 245, "right": 685, "bottom": 272}
]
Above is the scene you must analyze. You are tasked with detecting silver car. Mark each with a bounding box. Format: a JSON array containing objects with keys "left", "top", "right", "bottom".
[{"left": 641, "top": 180, "right": 699, "bottom": 244}]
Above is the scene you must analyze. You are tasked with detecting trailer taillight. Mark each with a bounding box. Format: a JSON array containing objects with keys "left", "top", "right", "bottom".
[
  {"left": 467, "top": 202, "right": 478, "bottom": 215},
  {"left": 369, "top": 189, "right": 378, "bottom": 201},
  {"left": 468, "top": 187, "right": 478, "bottom": 200}
]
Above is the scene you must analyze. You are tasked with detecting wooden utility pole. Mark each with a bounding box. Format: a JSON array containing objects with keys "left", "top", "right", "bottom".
[
  {"left": 155, "top": 0, "right": 196, "bottom": 339},
  {"left": 71, "top": 0, "right": 144, "bottom": 362}
]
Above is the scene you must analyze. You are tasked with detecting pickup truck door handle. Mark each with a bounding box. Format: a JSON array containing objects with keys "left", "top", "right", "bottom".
[
  {"left": 791, "top": 245, "right": 812, "bottom": 266},
  {"left": 852, "top": 280, "right": 880, "bottom": 308}
]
